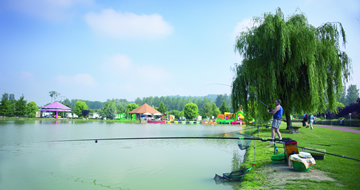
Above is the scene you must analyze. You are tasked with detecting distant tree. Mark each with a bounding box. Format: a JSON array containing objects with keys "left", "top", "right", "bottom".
[
  {"left": 115, "top": 103, "right": 126, "bottom": 113},
  {"left": 153, "top": 96, "right": 160, "bottom": 106},
  {"left": 164, "top": 96, "right": 171, "bottom": 108},
  {"left": 338, "top": 86, "right": 347, "bottom": 105},
  {"left": 8, "top": 99, "right": 16, "bottom": 117},
  {"left": 73, "top": 101, "right": 89, "bottom": 117},
  {"left": 175, "top": 97, "right": 182, "bottom": 110},
  {"left": 63, "top": 98, "right": 72, "bottom": 108},
  {"left": 211, "top": 103, "right": 221, "bottom": 116},
  {"left": 63, "top": 103, "right": 72, "bottom": 110},
  {"left": 219, "top": 100, "right": 229, "bottom": 114},
  {"left": 202, "top": 102, "right": 213, "bottom": 118},
  {"left": 224, "top": 94, "right": 232, "bottom": 112},
  {"left": 345, "top": 84, "right": 359, "bottom": 106},
  {"left": 49, "top": 91, "right": 60, "bottom": 102},
  {"left": 0, "top": 93, "right": 11, "bottom": 116},
  {"left": 126, "top": 103, "right": 139, "bottom": 112},
  {"left": 184, "top": 103, "right": 199, "bottom": 119},
  {"left": 26, "top": 101, "right": 39, "bottom": 118},
  {"left": 158, "top": 101, "right": 167, "bottom": 114},
  {"left": 15, "top": 94, "right": 27, "bottom": 117},
  {"left": 135, "top": 97, "right": 142, "bottom": 105},
  {"left": 99, "top": 102, "right": 116, "bottom": 119},
  {"left": 215, "top": 95, "right": 224, "bottom": 107}
]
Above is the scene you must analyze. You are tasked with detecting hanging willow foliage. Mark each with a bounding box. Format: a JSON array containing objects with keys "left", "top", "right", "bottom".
[{"left": 231, "top": 8, "right": 351, "bottom": 127}]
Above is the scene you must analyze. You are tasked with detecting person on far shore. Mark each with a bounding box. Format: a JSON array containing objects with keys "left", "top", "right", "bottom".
[
  {"left": 309, "top": 113, "right": 314, "bottom": 130},
  {"left": 267, "top": 99, "right": 283, "bottom": 144},
  {"left": 302, "top": 113, "right": 309, "bottom": 128}
]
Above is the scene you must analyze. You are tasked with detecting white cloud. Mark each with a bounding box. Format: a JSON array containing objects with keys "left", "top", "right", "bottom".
[
  {"left": 6, "top": 0, "right": 93, "bottom": 21},
  {"left": 101, "top": 54, "right": 173, "bottom": 82},
  {"left": 55, "top": 73, "right": 96, "bottom": 87},
  {"left": 232, "top": 17, "right": 259, "bottom": 40},
  {"left": 136, "top": 65, "right": 172, "bottom": 81},
  {"left": 84, "top": 9, "right": 173, "bottom": 39},
  {"left": 20, "top": 71, "right": 35, "bottom": 78},
  {"left": 104, "top": 54, "right": 132, "bottom": 70}
]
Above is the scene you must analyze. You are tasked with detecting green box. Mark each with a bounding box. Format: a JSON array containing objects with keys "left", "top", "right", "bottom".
[
  {"left": 293, "top": 161, "right": 310, "bottom": 172},
  {"left": 271, "top": 154, "right": 286, "bottom": 163}
]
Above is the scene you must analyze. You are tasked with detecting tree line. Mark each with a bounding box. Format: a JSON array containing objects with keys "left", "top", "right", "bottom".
[
  {"left": 57, "top": 94, "right": 233, "bottom": 120},
  {"left": 0, "top": 93, "right": 39, "bottom": 117}
]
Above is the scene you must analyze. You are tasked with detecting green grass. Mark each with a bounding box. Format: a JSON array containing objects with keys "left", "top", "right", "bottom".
[{"left": 239, "top": 123, "right": 360, "bottom": 189}]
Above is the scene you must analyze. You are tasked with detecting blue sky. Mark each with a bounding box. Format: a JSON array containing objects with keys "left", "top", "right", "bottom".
[{"left": 1, "top": 0, "right": 359, "bottom": 106}]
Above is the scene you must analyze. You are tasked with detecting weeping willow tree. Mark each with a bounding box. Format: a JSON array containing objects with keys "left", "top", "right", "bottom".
[{"left": 231, "top": 8, "right": 351, "bottom": 128}]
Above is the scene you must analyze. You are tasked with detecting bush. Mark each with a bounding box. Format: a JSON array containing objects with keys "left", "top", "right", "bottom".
[{"left": 28, "top": 113, "right": 36, "bottom": 118}]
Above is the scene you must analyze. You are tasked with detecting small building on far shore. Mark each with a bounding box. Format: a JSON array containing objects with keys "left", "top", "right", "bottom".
[
  {"left": 129, "top": 103, "right": 162, "bottom": 120},
  {"left": 40, "top": 102, "right": 72, "bottom": 119}
]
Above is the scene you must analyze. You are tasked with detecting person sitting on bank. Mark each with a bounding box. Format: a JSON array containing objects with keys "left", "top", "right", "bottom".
[{"left": 267, "top": 99, "right": 283, "bottom": 144}]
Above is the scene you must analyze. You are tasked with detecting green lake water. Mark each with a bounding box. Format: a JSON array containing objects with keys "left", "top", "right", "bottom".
[{"left": 0, "top": 120, "right": 251, "bottom": 190}]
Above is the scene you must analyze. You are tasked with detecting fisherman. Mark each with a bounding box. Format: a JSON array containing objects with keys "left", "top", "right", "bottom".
[{"left": 267, "top": 99, "right": 283, "bottom": 144}]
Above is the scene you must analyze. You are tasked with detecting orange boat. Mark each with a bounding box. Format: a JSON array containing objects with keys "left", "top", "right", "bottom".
[{"left": 203, "top": 122, "right": 218, "bottom": 125}]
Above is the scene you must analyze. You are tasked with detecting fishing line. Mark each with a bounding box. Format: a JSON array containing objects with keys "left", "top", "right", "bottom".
[
  {"left": 49, "top": 136, "right": 360, "bottom": 161},
  {"left": 206, "top": 83, "right": 231, "bottom": 87}
]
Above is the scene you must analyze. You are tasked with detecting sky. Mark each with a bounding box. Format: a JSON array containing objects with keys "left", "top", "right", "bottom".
[{"left": 0, "top": 0, "right": 359, "bottom": 106}]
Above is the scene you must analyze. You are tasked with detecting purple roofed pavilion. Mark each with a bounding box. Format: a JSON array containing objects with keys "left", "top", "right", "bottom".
[{"left": 40, "top": 102, "right": 72, "bottom": 119}]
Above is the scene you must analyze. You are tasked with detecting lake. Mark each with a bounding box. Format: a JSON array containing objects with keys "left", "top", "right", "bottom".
[{"left": 0, "top": 120, "right": 251, "bottom": 190}]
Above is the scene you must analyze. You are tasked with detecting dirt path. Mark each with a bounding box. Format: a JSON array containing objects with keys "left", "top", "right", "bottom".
[
  {"left": 257, "top": 163, "right": 343, "bottom": 189},
  {"left": 292, "top": 122, "right": 360, "bottom": 134}
]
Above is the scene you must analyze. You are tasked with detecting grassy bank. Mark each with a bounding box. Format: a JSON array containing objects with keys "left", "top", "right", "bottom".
[{"left": 239, "top": 123, "right": 360, "bottom": 189}]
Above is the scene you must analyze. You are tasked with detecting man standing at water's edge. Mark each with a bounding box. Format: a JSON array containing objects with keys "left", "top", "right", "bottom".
[{"left": 267, "top": 100, "right": 283, "bottom": 144}]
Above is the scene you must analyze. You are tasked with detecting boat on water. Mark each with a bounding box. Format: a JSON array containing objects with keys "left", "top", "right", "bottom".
[
  {"left": 231, "top": 120, "right": 243, "bottom": 125},
  {"left": 147, "top": 120, "right": 166, "bottom": 124},
  {"left": 203, "top": 122, "right": 218, "bottom": 125}
]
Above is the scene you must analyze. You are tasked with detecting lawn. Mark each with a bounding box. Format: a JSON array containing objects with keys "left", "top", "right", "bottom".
[{"left": 239, "top": 122, "right": 360, "bottom": 189}]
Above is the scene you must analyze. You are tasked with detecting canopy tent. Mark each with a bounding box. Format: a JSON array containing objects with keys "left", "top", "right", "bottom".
[
  {"left": 129, "top": 103, "right": 162, "bottom": 120},
  {"left": 40, "top": 102, "right": 72, "bottom": 119}
]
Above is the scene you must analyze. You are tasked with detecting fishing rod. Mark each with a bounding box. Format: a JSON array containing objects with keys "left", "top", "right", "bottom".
[
  {"left": 48, "top": 136, "right": 287, "bottom": 143},
  {"left": 253, "top": 97, "right": 272, "bottom": 112},
  {"left": 298, "top": 147, "right": 360, "bottom": 162},
  {"left": 307, "top": 143, "right": 331, "bottom": 147}
]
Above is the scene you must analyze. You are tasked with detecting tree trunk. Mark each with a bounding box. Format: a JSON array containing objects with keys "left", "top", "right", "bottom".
[{"left": 285, "top": 110, "right": 292, "bottom": 130}]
